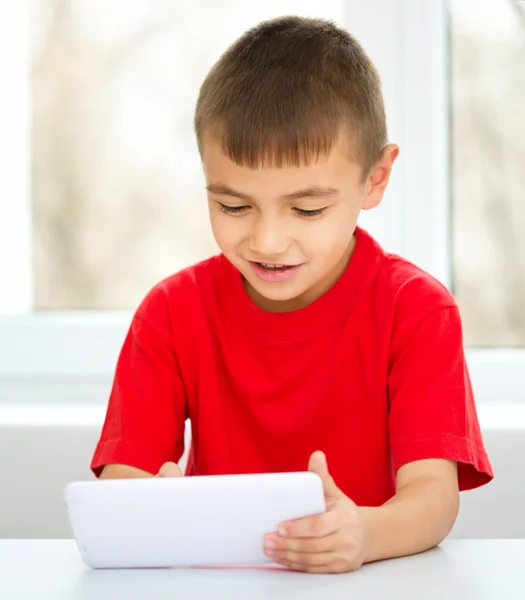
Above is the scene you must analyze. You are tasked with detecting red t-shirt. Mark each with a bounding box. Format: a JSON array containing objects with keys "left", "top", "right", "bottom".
[{"left": 91, "top": 227, "right": 493, "bottom": 506}]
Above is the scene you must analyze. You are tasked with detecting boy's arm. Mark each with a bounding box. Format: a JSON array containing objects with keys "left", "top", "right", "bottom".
[
  {"left": 100, "top": 462, "right": 183, "bottom": 479},
  {"left": 100, "top": 464, "right": 153, "bottom": 478},
  {"left": 263, "top": 452, "right": 459, "bottom": 573},
  {"left": 360, "top": 458, "right": 459, "bottom": 563},
  {"left": 91, "top": 286, "right": 188, "bottom": 478}
]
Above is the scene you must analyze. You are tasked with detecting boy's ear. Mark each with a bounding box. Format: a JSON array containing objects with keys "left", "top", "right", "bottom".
[{"left": 362, "top": 143, "right": 400, "bottom": 210}]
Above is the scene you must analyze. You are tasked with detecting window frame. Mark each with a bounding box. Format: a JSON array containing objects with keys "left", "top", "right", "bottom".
[
  {"left": 0, "top": 1, "right": 32, "bottom": 314},
  {"left": 0, "top": 0, "right": 524, "bottom": 406}
]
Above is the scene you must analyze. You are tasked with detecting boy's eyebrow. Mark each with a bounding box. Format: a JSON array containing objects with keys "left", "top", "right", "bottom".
[{"left": 205, "top": 183, "right": 339, "bottom": 201}]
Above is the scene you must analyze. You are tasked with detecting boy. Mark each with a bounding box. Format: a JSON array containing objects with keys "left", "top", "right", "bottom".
[{"left": 91, "top": 16, "right": 493, "bottom": 573}]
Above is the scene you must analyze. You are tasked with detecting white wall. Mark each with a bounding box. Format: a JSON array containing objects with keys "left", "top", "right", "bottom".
[{"left": 0, "top": 418, "right": 523, "bottom": 540}]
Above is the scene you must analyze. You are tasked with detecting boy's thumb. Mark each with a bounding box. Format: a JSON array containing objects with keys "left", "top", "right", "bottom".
[
  {"left": 308, "top": 451, "right": 343, "bottom": 500},
  {"left": 156, "top": 462, "right": 184, "bottom": 477}
]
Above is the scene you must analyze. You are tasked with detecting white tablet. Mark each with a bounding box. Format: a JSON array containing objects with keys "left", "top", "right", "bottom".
[{"left": 64, "top": 472, "right": 325, "bottom": 569}]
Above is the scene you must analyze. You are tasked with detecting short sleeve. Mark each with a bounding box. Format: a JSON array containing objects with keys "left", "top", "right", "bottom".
[
  {"left": 387, "top": 305, "right": 493, "bottom": 491},
  {"left": 91, "top": 286, "right": 188, "bottom": 477}
]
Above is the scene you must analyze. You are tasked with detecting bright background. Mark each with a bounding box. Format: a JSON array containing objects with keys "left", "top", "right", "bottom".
[{"left": 0, "top": 0, "right": 524, "bottom": 539}]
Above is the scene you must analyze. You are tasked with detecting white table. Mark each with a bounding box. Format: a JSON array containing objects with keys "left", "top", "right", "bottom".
[{"left": 1, "top": 539, "right": 524, "bottom": 599}]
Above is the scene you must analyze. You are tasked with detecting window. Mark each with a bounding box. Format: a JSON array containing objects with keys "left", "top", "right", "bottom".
[
  {"left": 1, "top": 0, "right": 523, "bottom": 405},
  {"left": 450, "top": 0, "right": 525, "bottom": 347},
  {"left": 30, "top": 0, "right": 346, "bottom": 310}
]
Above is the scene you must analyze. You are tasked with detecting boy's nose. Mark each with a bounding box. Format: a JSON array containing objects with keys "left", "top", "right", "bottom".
[{"left": 249, "top": 218, "right": 290, "bottom": 258}]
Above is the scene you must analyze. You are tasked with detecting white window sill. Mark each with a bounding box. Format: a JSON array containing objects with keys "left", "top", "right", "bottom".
[
  {"left": 0, "top": 404, "right": 106, "bottom": 427},
  {"left": 0, "top": 403, "right": 524, "bottom": 430}
]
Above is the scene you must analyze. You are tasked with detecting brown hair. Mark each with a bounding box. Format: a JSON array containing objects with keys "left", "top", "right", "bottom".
[{"left": 194, "top": 16, "right": 387, "bottom": 178}]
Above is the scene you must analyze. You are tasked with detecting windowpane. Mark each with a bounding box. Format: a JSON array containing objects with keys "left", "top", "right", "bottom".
[
  {"left": 450, "top": 0, "right": 525, "bottom": 347},
  {"left": 31, "top": 0, "right": 344, "bottom": 309}
]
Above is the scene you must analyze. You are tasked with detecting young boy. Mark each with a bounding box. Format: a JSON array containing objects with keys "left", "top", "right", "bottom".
[{"left": 91, "top": 16, "right": 493, "bottom": 573}]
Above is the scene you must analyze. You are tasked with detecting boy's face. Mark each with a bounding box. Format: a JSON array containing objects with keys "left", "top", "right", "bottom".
[{"left": 203, "top": 132, "right": 398, "bottom": 312}]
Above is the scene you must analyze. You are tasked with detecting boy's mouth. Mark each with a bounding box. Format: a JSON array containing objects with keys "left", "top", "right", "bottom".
[
  {"left": 257, "top": 263, "right": 292, "bottom": 271},
  {"left": 249, "top": 261, "right": 302, "bottom": 283}
]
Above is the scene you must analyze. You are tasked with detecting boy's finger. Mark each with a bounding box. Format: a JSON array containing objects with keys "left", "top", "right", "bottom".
[
  {"left": 279, "top": 509, "right": 339, "bottom": 539},
  {"left": 308, "top": 451, "right": 344, "bottom": 500},
  {"left": 156, "top": 462, "right": 184, "bottom": 477}
]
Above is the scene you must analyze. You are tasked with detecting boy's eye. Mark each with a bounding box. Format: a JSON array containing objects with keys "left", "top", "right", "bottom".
[
  {"left": 218, "top": 204, "right": 250, "bottom": 215},
  {"left": 294, "top": 207, "right": 327, "bottom": 219},
  {"left": 217, "top": 204, "right": 327, "bottom": 219}
]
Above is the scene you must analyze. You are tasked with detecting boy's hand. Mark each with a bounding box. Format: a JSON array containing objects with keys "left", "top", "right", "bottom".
[
  {"left": 156, "top": 462, "right": 184, "bottom": 477},
  {"left": 263, "top": 451, "right": 365, "bottom": 574}
]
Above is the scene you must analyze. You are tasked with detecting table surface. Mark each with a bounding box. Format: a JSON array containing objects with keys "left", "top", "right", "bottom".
[{"left": 1, "top": 539, "right": 525, "bottom": 600}]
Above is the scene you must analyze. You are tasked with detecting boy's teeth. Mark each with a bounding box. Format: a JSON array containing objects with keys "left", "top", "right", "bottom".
[{"left": 260, "top": 263, "right": 287, "bottom": 270}]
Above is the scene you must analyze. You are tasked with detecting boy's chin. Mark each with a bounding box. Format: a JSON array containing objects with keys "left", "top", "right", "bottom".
[{"left": 244, "top": 276, "right": 309, "bottom": 307}]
